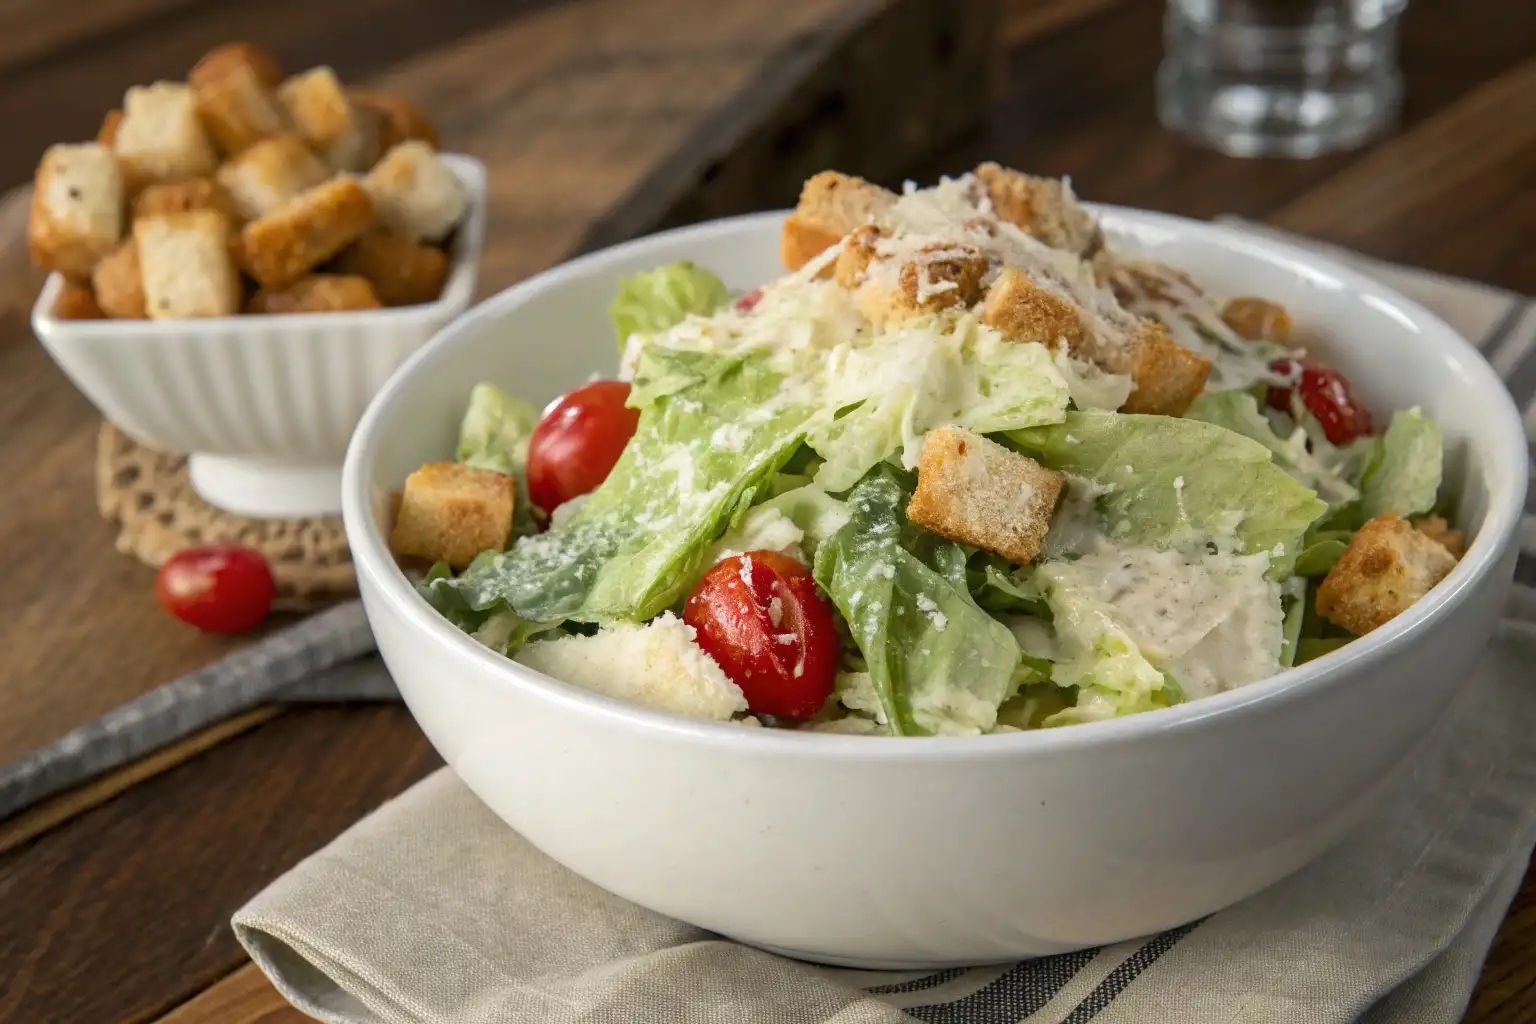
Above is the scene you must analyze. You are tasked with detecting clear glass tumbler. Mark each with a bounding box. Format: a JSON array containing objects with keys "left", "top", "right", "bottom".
[{"left": 1157, "top": 0, "right": 1408, "bottom": 158}]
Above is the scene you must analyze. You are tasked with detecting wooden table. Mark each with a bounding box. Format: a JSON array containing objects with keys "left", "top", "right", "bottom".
[{"left": 0, "top": 1, "right": 1532, "bottom": 1021}]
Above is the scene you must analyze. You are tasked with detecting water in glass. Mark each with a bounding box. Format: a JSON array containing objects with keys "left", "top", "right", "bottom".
[{"left": 1157, "top": 0, "right": 1407, "bottom": 158}]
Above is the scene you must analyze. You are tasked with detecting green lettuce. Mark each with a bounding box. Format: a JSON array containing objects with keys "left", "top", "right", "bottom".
[
  {"left": 1359, "top": 408, "right": 1443, "bottom": 520},
  {"left": 813, "top": 469, "right": 1021, "bottom": 736},
  {"left": 1185, "top": 390, "right": 1358, "bottom": 506},
  {"left": 610, "top": 261, "right": 729, "bottom": 349},
  {"left": 1035, "top": 576, "right": 1176, "bottom": 726},
  {"left": 455, "top": 383, "right": 542, "bottom": 536},
  {"left": 1008, "top": 410, "right": 1328, "bottom": 576}
]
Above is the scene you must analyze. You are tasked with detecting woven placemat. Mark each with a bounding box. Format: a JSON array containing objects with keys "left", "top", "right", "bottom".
[{"left": 95, "top": 422, "right": 356, "bottom": 612}]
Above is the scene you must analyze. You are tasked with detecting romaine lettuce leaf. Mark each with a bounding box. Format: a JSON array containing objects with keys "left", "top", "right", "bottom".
[
  {"left": 1186, "top": 390, "right": 1358, "bottom": 506},
  {"left": 1359, "top": 408, "right": 1443, "bottom": 520},
  {"left": 610, "top": 261, "right": 729, "bottom": 349},
  {"left": 812, "top": 469, "right": 1021, "bottom": 736},
  {"left": 455, "top": 383, "right": 543, "bottom": 537},
  {"left": 441, "top": 353, "right": 815, "bottom": 623},
  {"left": 1008, "top": 410, "right": 1328, "bottom": 576}
]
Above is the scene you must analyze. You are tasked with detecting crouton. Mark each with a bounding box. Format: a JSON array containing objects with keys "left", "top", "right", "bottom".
[
  {"left": 362, "top": 141, "right": 466, "bottom": 243},
  {"left": 189, "top": 42, "right": 284, "bottom": 91},
  {"left": 349, "top": 89, "right": 439, "bottom": 151},
  {"left": 131, "top": 178, "right": 239, "bottom": 225},
  {"left": 51, "top": 281, "right": 105, "bottom": 320},
  {"left": 974, "top": 163, "right": 1100, "bottom": 257},
  {"left": 1220, "top": 296, "right": 1293, "bottom": 344},
  {"left": 832, "top": 225, "right": 885, "bottom": 289},
  {"left": 91, "top": 239, "right": 147, "bottom": 319},
  {"left": 1315, "top": 513, "right": 1459, "bottom": 636},
  {"left": 215, "top": 134, "right": 330, "bottom": 221},
  {"left": 246, "top": 274, "right": 381, "bottom": 314},
  {"left": 1414, "top": 515, "right": 1466, "bottom": 559},
  {"left": 851, "top": 242, "right": 989, "bottom": 326},
  {"left": 115, "top": 83, "right": 219, "bottom": 185},
  {"left": 98, "top": 109, "right": 124, "bottom": 147},
  {"left": 195, "top": 63, "right": 291, "bottom": 155},
  {"left": 390, "top": 461, "right": 515, "bottom": 568},
  {"left": 981, "top": 266, "right": 1088, "bottom": 352},
  {"left": 237, "top": 176, "right": 374, "bottom": 289},
  {"left": 1118, "top": 321, "right": 1213, "bottom": 416},
  {"left": 278, "top": 67, "right": 379, "bottom": 171},
  {"left": 906, "top": 426, "right": 1065, "bottom": 566},
  {"left": 135, "top": 211, "right": 242, "bottom": 318},
  {"left": 781, "top": 171, "right": 897, "bottom": 271},
  {"left": 28, "top": 143, "right": 125, "bottom": 280},
  {"left": 332, "top": 226, "right": 449, "bottom": 306}
]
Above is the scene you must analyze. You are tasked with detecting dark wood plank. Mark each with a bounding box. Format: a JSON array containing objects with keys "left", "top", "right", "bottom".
[
  {"left": 0, "top": 0, "right": 206, "bottom": 75},
  {"left": 0, "top": 706, "right": 439, "bottom": 1024},
  {"left": 152, "top": 964, "right": 308, "bottom": 1024}
]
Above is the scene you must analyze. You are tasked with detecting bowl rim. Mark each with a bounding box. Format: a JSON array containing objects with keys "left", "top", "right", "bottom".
[
  {"left": 29, "top": 152, "right": 489, "bottom": 338},
  {"left": 342, "top": 206, "right": 1530, "bottom": 759}
]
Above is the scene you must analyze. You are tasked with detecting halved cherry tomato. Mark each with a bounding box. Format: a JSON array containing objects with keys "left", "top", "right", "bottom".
[
  {"left": 156, "top": 545, "right": 276, "bottom": 634},
  {"left": 525, "top": 380, "right": 641, "bottom": 513},
  {"left": 1266, "top": 358, "right": 1373, "bottom": 446},
  {"left": 683, "top": 550, "right": 839, "bottom": 720},
  {"left": 734, "top": 288, "right": 764, "bottom": 312}
]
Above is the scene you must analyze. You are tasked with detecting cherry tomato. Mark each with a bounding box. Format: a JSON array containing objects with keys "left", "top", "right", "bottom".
[
  {"left": 1266, "top": 358, "right": 1373, "bottom": 446},
  {"left": 734, "top": 288, "right": 764, "bottom": 312},
  {"left": 155, "top": 545, "right": 276, "bottom": 634},
  {"left": 525, "top": 380, "right": 641, "bottom": 513},
  {"left": 684, "top": 550, "right": 839, "bottom": 720}
]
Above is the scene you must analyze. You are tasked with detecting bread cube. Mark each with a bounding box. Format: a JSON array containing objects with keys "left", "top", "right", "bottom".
[
  {"left": 973, "top": 162, "right": 1100, "bottom": 257},
  {"left": 1414, "top": 515, "right": 1466, "bottom": 559},
  {"left": 91, "top": 239, "right": 148, "bottom": 319},
  {"left": 215, "top": 134, "right": 330, "bottom": 221},
  {"left": 29, "top": 143, "right": 125, "bottom": 280},
  {"left": 278, "top": 67, "right": 379, "bottom": 171},
  {"left": 131, "top": 178, "right": 240, "bottom": 225},
  {"left": 189, "top": 42, "right": 284, "bottom": 91},
  {"left": 51, "top": 280, "right": 105, "bottom": 320},
  {"left": 1316, "top": 512, "right": 1460, "bottom": 636},
  {"left": 135, "top": 211, "right": 241, "bottom": 318},
  {"left": 333, "top": 226, "right": 449, "bottom": 306},
  {"left": 1118, "top": 321, "right": 1213, "bottom": 417},
  {"left": 246, "top": 274, "right": 381, "bottom": 314},
  {"left": 981, "top": 266, "right": 1088, "bottom": 351},
  {"left": 349, "top": 89, "right": 440, "bottom": 152},
  {"left": 1220, "top": 296, "right": 1293, "bottom": 344},
  {"left": 390, "top": 461, "right": 515, "bottom": 568},
  {"left": 195, "top": 63, "right": 291, "bottom": 155},
  {"left": 237, "top": 176, "right": 374, "bottom": 289},
  {"left": 781, "top": 171, "right": 897, "bottom": 272},
  {"left": 906, "top": 426, "right": 1065, "bottom": 566},
  {"left": 362, "top": 141, "right": 466, "bottom": 243},
  {"left": 116, "top": 83, "right": 219, "bottom": 185}
]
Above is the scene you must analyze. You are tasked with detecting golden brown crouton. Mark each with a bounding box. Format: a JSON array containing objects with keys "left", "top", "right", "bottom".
[
  {"left": 237, "top": 176, "right": 374, "bottom": 289},
  {"left": 215, "top": 134, "right": 330, "bottom": 221},
  {"left": 246, "top": 274, "right": 381, "bottom": 314},
  {"left": 390, "top": 461, "right": 515, "bottom": 568},
  {"left": 1414, "top": 516, "right": 1466, "bottom": 559},
  {"left": 349, "top": 89, "right": 439, "bottom": 151},
  {"left": 907, "top": 426, "right": 1065, "bottom": 566},
  {"left": 91, "top": 239, "right": 148, "bottom": 319},
  {"left": 1118, "top": 321, "right": 1213, "bottom": 416},
  {"left": 195, "top": 63, "right": 291, "bottom": 155},
  {"left": 28, "top": 143, "right": 124, "bottom": 280},
  {"left": 98, "top": 109, "right": 124, "bottom": 147},
  {"left": 1220, "top": 296, "right": 1293, "bottom": 344},
  {"left": 115, "top": 83, "right": 219, "bottom": 186},
  {"left": 1316, "top": 513, "right": 1460, "bottom": 636},
  {"left": 981, "top": 266, "right": 1088, "bottom": 352},
  {"left": 832, "top": 225, "right": 885, "bottom": 289},
  {"left": 189, "top": 42, "right": 284, "bottom": 91},
  {"left": 131, "top": 178, "right": 240, "bottom": 225},
  {"left": 362, "top": 141, "right": 467, "bottom": 243},
  {"left": 135, "top": 211, "right": 242, "bottom": 318},
  {"left": 51, "top": 280, "right": 105, "bottom": 320},
  {"left": 781, "top": 171, "right": 897, "bottom": 271},
  {"left": 854, "top": 244, "right": 990, "bottom": 327},
  {"left": 332, "top": 226, "right": 449, "bottom": 306},
  {"left": 278, "top": 67, "right": 378, "bottom": 171},
  {"left": 973, "top": 163, "right": 1100, "bottom": 257}
]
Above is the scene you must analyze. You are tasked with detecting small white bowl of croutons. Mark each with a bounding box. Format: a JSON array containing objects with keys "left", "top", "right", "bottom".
[{"left": 29, "top": 42, "right": 486, "bottom": 519}]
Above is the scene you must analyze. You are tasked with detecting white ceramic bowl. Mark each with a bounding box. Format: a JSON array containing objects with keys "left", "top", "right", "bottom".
[
  {"left": 342, "top": 209, "right": 1528, "bottom": 968},
  {"left": 32, "top": 154, "right": 487, "bottom": 519}
]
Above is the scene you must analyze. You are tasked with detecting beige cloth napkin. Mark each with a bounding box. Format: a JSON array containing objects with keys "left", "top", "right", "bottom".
[{"left": 234, "top": 239, "right": 1536, "bottom": 1023}]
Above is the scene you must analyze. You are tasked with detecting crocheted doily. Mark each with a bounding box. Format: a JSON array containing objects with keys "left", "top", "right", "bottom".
[{"left": 95, "top": 422, "right": 356, "bottom": 611}]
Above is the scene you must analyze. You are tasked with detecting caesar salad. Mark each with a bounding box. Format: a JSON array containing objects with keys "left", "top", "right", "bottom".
[{"left": 386, "top": 164, "right": 1464, "bottom": 736}]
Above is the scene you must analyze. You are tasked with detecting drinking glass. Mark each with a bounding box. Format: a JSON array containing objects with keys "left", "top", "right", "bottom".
[{"left": 1157, "top": 0, "right": 1408, "bottom": 158}]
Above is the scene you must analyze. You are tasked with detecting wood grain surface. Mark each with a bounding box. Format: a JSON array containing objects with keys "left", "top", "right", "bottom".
[{"left": 0, "top": 0, "right": 1533, "bottom": 1022}]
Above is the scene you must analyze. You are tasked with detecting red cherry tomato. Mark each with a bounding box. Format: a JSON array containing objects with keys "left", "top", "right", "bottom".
[
  {"left": 525, "top": 380, "right": 641, "bottom": 513},
  {"left": 684, "top": 550, "right": 839, "bottom": 720},
  {"left": 1266, "top": 358, "right": 1374, "bottom": 445},
  {"left": 155, "top": 545, "right": 276, "bottom": 634},
  {"left": 734, "top": 288, "right": 764, "bottom": 312}
]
